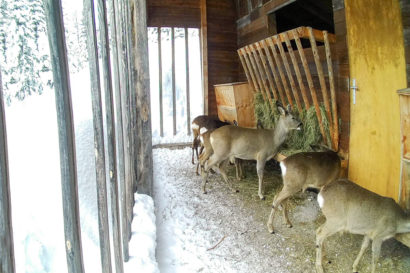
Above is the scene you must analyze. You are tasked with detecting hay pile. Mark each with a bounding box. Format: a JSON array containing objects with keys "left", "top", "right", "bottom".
[{"left": 254, "top": 93, "right": 331, "bottom": 156}]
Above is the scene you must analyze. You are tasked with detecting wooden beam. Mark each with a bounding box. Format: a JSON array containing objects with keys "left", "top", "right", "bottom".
[
  {"left": 240, "top": 48, "right": 261, "bottom": 92},
  {"left": 324, "top": 30, "right": 339, "bottom": 151},
  {"left": 97, "top": 0, "right": 124, "bottom": 271},
  {"left": 185, "top": 28, "right": 191, "bottom": 135},
  {"left": 158, "top": 28, "right": 164, "bottom": 137},
  {"left": 84, "top": 0, "right": 112, "bottom": 271},
  {"left": 238, "top": 50, "right": 257, "bottom": 92},
  {"left": 110, "top": 0, "right": 128, "bottom": 262},
  {"left": 200, "top": 0, "right": 208, "bottom": 114},
  {"left": 132, "top": 0, "right": 154, "bottom": 195},
  {"left": 245, "top": 45, "right": 267, "bottom": 101},
  {"left": 0, "top": 67, "right": 15, "bottom": 273},
  {"left": 172, "top": 27, "right": 176, "bottom": 135},
  {"left": 255, "top": 42, "right": 278, "bottom": 101},
  {"left": 43, "top": 0, "right": 85, "bottom": 271}
]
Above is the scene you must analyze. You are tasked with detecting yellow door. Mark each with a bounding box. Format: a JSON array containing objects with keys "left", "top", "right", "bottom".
[{"left": 345, "top": 0, "right": 406, "bottom": 200}]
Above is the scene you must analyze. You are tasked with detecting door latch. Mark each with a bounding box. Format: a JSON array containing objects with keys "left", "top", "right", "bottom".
[{"left": 350, "top": 78, "right": 359, "bottom": 105}]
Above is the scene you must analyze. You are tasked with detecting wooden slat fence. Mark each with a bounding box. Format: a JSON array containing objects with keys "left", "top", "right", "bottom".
[{"left": 238, "top": 26, "right": 339, "bottom": 150}]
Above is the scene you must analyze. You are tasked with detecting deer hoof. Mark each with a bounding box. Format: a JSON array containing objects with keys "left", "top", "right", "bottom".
[
  {"left": 267, "top": 225, "right": 275, "bottom": 234},
  {"left": 202, "top": 191, "right": 208, "bottom": 194},
  {"left": 286, "top": 223, "right": 293, "bottom": 228},
  {"left": 259, "top": 196, "right": 266, "bottom": 200}
]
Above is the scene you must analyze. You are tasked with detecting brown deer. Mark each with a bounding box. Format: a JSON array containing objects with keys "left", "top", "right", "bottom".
[
  {"left": 201, "top": 104, "right": 302, "bottom": 199},
  {"left": 316, "top": 179, "right": 410, "bottom": 273},
  {"left": 267, "top": 150, "right": 341, "bottom": 233},
  {"left": 191, "top": 115, "right": 230, "bottom": 165}
]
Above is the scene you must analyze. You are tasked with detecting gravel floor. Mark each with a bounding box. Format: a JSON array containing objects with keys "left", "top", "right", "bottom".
[{"left": 153, "top": 147, "right": 410, "bottom": 273}]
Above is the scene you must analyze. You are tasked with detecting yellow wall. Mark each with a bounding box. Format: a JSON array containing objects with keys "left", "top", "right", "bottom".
[{"left": 346, "top": 0, "right": 407, "bottom": 200}]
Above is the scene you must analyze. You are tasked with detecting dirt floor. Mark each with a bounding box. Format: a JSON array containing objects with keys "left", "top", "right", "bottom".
[{"left": 153, "top": 147, "right": 410, "bottom": 273}]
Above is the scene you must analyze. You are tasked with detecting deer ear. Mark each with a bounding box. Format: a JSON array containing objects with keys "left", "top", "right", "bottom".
[
  {"left": 277, "top": 105, "right": 286, "bottom": 115},
  {"left": 286, "top": 104, "right": 292, "bottom": 113}
]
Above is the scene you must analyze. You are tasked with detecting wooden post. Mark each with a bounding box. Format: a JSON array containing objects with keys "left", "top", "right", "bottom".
[
  {"left": 132, "top": 0, "right": 154, "bottom": 195},
  {"left": 308, "top": 27, "right": 334, "bottom": 147},
  {"left": 84, "top": 0, "right": 112, "bottom": 271},
  {"left": 185, "top": 28, "right": 191, "bottom": 135},
  {"left": 324, "top": 30, "right": 339, "bottom": 150},
  {"left": 245, "top": 46, "right": 267, "bottom": 101},
  {"left": 283, "top": 32, "right": 310, "bottom": 109},
  {"left": 260, "top": 40, "right": 287, "bottom": 106},
  {"left": 266, "top": 37, "right": 294, "bottom": 108},
  {"left": 158, "top": 28, "right": 164, "bottom": 137},
  {"left": 238, "top": 51, "right": 257, "bottom": 92},
  {"left": 273, "top": 35, "right": 303, "bottom": 113},
  {"left": 97, "top": 0, "right": 124, "bottom": 271},
  {"left": 292, "top": 29, "right": 328, "bottom": 146},
  {"left": 200, "top": 0, "right": 208, "bottom": 114},
  {"left": 171, "top": 27, "right": 176, "bottom": 135},
  {"left": 115, "top": 0, "right": 131, "bottom": 261},
  {"left": 111, "top": 0, "right": 129, "bottom": 262},
  {"left": 43, "top": 1, "right": 85, "bottom": 272},
  {"left": 0, "top": 69, "right": 15, "bottom": 273},
  {"left": 240, "top": 48, "right": 261, "bottom": 92}
]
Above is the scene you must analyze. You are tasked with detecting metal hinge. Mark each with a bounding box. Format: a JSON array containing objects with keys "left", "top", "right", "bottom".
[{"left": 350, "top": 78, "right": 359, "bottom": 104}]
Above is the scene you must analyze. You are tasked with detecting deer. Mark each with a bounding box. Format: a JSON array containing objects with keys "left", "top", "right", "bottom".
[
  {"left": 191, "top": 115, "right": 230, "bottom": 166},
  {"left": 315, "top": 179, "right": 410, "bottom": 273},
  {"left": 266, "top": 149, "right": 341, "bottom": 233},
  {"left": 201, "top": 103, "right": 302, "bottom": 199}
]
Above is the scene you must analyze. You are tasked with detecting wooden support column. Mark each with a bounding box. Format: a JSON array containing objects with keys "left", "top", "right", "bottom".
[
  {"left": 158, "top": 28, "right": 164, "bottom": 136},
  {"left": 84, "top": 0, "right": 112, "bottom": 271},
  {"left": 43, "top": 1, "right": 85, "bottom": 271},
  {"left": 200, "top": 0, "right": 208, "bottom": 114},
  {"left": 0, "top": 69, "right": 15, "bottom": 273},
  {"left": 97, "top": 0, "right": 124, "bottom": 271},
  {"left": 185, "top": 28, "right": 191, "bottom": 135},
  {"left": 171, "top": 27, "right": 176, "bottom": 135},
  {"left": 132, "top": 0, "right": 154, "bottom": 195}
]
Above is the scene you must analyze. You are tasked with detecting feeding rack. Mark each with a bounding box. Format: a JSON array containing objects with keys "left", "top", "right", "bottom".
[{"left": 238, "top": 26, "right": 338, "bottom": 150}]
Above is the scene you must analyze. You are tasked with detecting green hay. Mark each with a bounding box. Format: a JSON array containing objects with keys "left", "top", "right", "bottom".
[{"left": 254, "top": 92, "right": 331, "bottom": 156}]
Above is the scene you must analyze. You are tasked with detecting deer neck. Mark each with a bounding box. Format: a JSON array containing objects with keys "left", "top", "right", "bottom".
[{"left": 273, "top": 119, "right": 290, "bottom": 148}]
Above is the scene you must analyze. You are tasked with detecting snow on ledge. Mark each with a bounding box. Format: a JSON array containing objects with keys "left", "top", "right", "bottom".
[{"left": 125, "top": 193, "right": 159, "bottom": 273}]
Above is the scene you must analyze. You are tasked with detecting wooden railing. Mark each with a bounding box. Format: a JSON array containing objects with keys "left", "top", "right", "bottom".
[{"left": 238, "top": 26, "right": 339, "bottom": 150}]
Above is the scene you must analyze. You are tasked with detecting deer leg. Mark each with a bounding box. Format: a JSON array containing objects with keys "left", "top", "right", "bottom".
[
  {"left": 352, "top": 236, "right": 370, "bottom": 273},
  {"left": 200, "top": 165, "right": 209, "bottom": 194},
  {"left": 201, "top": 153, "right": 225, "bottom": 194},
  {"left": 281, "top": 200, "right": 292, "bottom": 228},
  {"left": 256, "top": 159, "right": 267, "bottom": 200},
  {"left": 196, "top": 146, "right": 205, "bottom": 176},
  {"left": 266, "top": 185, "right": 296, "bottom": 233},
  {"left": 217, "top": 159, "right": 238, "bottom": 193},
  {"left": 370, "top": 239, "right": 382, "bottom": 273},
  {"left": 316, "top": 220, "right": 342, "bottom": 273}
]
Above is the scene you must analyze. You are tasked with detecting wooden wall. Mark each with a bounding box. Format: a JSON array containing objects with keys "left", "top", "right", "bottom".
[
  {"left": 400, "top": 0, "right": 410, "bottom": 87},
  {"left": 147, "top": 0, "right": 200, "bottom": 27}
]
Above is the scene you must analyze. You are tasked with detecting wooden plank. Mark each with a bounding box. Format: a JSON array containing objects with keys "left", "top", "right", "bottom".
[
  {"left": 98, "top": 0, "right": 124, "bottom": 272},
  {"left": 171, "top": 27, "right": 177, "bottom": 135},
  {"left": 43, "top": 1, "right": 85, "bottom": 271},
  {"left": 260, "top": 40, "right": 286, "bottom": 106},
  {"left": 308, "top": 27, "right": 334, "bottom": 148},
  {"left": 185, "top": 28, "right": 191, "bottom": 135},
  {"left": 110, "top": 0, "right": 127, "bottom": 263},
  {"left": 84, "top": 0, "right": 112, "bottom": 271},
  {"left": 324, "top": 30, "right": 339, "bottom": 151},
  {"left": 245, "top": 45, "right": 267, "bottom": 101},
  {"left": 132, "top": 0, "right": 154, "bottom": 195},
  {"left": 255, "top": 42, "right": 278, "bottom": 101},
  {"left": 116, "top": 0, "right": 131, "bottom": 261},
  {"left": 293, "top": 29, "right": 328, "bottom": 146},
  {"left": 249, "top": 44, "right": 273, "bottom": 105},
  {"left": 158, "top": 28, "right": 164, "bottom": 136},
  {"left": 283, "top": 31, "right": 310, "bottom": 109},
  {"left": 273, "top": 35, "right": 303, "bottom": 113},
  {"left": 201, "top": 0, "right": 208, "bottom": 114},
  {"left": 266, "top": 37, "right": 294, "bottom": 108},
  {"left": 238, "top": 50, "right": 256, "bottom": 92},
  {"left": 239, "top": 48, "right": 260, "bottom": 92},
  {"left": 0, "top": 67, "right": 15, "bottom": 273}
]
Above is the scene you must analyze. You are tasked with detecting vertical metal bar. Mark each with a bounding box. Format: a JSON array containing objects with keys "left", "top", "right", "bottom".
[
  {"left": 292, "top": 29, "right": 328, "bottom": 146},
  {"left": 323, "top": 30, "right": 339, "bottom": 150},
  {"left": 0, "top": 68, "right": 15, "bottom": 273},
  {"left": 185, "top": 27, "right": 191, "bottom": 135},
  {"left": 83, "top": 0, "right": 112, "bottom": 271},
  {"left": 274, "top": 35, "right": 303, "bottom": 113},
  {"left": 158, "top": 27, "right": 164, "bottom": 137},
  {"left": 115, "top": 0, "right": 131, "bottom": 262},
  {"left": 132, "top": 0, "right": 154, "bottom": 196},
  {"left": 98, "top": 0, "right": 124, "bottom": 272},
  {"left": 43, "top": 1, "right": 85, "bottom": 272},
  {"left": 172, "top": 27, "right": 176, "bottom": 135},
  {"left": 308, "top": 27, "right": 334, "bottom": 144},
  {"left": 111, "top": 0, "right": 128, "bottom": 263},
  {"left": 260, "top": 40, "right": 287, "bottom": 106}
]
